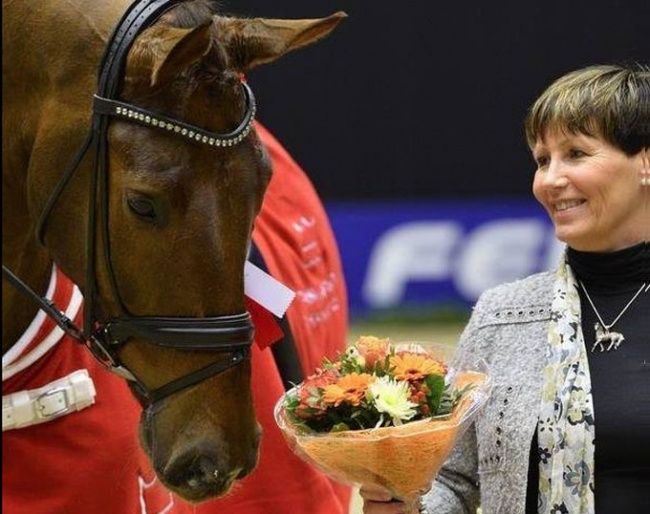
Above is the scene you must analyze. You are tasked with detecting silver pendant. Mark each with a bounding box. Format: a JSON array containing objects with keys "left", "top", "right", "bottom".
[{"left": 591, "top": 322, "right": 625, "bottom": 353}]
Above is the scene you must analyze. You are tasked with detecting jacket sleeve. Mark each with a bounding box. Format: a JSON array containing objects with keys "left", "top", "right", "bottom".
[{"left": 421, "top": 294, "right": 491, "bottom": 513}]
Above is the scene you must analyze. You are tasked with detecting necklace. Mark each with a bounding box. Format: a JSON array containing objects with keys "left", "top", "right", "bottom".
[{"left": 579, "top": 281, "right": 648, "bottom": 353}]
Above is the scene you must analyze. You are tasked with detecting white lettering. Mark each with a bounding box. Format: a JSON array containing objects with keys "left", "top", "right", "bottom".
[
  {"left": 363, "top": 222, "right": 462, "bottom": 308},
  {"left": 291, "top": 216, "right": 316, "bottom": 233},
  {"left": 362, "top": 219, "right": 560, "bottom": 308},
  {"left": 297, "top": 272, "right": 338, "bottom": 305},
  {"left": 454, "top": 219, "right": 547, "bottom": 299}
]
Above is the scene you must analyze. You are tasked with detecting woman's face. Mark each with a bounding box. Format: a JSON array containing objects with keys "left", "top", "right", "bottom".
[{"left": 531, "top": 130, "right": 646, "bottom": 252}]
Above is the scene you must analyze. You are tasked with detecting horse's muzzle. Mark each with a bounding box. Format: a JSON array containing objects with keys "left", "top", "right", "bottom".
[{"left": 159, "top": 430, "right": 261, "bottom": 502}]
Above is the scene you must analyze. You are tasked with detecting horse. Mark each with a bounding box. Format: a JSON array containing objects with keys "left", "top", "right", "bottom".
[
  {"left": 592, "top": 322, "right": 625, "bottom": 352},
  {"left": 2, "top": 0, "right": 345, "bottom": 504}
]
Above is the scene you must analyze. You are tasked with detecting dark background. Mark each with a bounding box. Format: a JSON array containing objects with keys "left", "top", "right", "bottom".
[{"left": 225, "top": 0, "right": 649, "bottom": 200}]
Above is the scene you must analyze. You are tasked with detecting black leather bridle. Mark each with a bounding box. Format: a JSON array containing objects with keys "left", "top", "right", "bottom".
[{"left": 3, "top": 0, "right": 259, "bottom": 407}]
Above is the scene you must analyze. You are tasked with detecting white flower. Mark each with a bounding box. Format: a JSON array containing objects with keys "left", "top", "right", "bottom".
[{"left": 368, "top": 376, "right": 418, "bottom": 424}]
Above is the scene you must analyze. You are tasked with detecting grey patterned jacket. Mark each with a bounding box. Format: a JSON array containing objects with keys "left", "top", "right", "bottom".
[{"left": 422, "top": 271, "right": 555, "bottom": 514}]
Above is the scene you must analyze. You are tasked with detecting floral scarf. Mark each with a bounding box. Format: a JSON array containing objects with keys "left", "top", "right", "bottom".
[{"left": 537, "top": 259, "right": 595, "bottom": 514}]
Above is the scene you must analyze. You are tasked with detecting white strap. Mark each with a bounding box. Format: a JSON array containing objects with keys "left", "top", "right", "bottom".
[{"left": 2, "top": 369, "right": 96, "bottom": 431}]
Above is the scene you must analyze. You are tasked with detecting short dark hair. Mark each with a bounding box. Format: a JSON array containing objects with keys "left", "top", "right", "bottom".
[{"left": 524, "top": 63, "right": 649, "bottom": 155}]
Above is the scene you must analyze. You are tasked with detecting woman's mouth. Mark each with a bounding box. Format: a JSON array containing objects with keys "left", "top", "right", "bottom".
[{"left": 553, "top": 199, "right": 585, "bottom": 212}]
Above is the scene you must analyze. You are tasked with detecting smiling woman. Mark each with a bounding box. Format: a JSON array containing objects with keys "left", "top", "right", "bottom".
[
  {"left": 527, "top": 65, "right": 648, "bottom": 253},
  {"left": 531, "top": 132, "right": 646, "bottom": 252},
  {"left": 361, "top": 63, "right": 650, "bottom": 514}
]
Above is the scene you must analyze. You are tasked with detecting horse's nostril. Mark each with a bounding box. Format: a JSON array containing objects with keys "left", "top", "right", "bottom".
[
  {"left": 185, "top": 461, "right": 221, "bottom": 490},
  {"left": 159, "top": 432, "right": 260, "bottom": 501},
  {"left": 164, "top": 452, "right": 226, "bottom": 495}
]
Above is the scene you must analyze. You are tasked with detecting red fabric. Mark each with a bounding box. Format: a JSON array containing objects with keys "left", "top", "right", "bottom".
[
  {"left": 252, "top": 123, "right": 349, "bottom": 378},
  {"left": 2, "top": 270, "right": 187, "bottom": 514},
  {"left": 245, "top": 296, "right": 284, "bottom": 350},
  {"left": 195, "top": 122, "right": 351, "bottom": 513}
]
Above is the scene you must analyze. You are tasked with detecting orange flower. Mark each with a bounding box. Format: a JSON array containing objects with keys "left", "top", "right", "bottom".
[
  {"left": 305, "top": 367, "right": 339, "bottom": 386},
  {"left": 294, "top": 368, "right": 340, "bottom": 418},
  {"left": 390, "top": 353, "right": 447, "bottom": 381},
  {"left": 356, "top": 336, "right": 391, "bottom": 368},
  {"left": 322, "top": 373, "right": 376, "bottom": 406}
]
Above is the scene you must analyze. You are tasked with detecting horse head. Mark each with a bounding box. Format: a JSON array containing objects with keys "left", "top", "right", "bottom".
[{"left": 4, "top": 1, "right": 345, "bottom": 502}]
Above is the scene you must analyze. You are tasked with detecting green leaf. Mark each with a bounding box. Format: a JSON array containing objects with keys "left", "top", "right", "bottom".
[{"left": 425, "top": 374, "right": 446, "bottom": 414}]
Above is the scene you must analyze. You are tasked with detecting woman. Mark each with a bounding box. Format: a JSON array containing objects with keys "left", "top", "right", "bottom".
[{"left": 361, "top": 63, "right": 649, "bottom": 513}]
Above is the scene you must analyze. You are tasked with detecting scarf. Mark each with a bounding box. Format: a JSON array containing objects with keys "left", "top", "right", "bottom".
[{"left": 537, "top": 259, "right": 595, "bottom": 514}]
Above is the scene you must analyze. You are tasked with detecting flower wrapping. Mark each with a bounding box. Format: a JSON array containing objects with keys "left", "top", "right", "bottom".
[{"left": 274, "top": 337, "right": 491, "bottom": 509}]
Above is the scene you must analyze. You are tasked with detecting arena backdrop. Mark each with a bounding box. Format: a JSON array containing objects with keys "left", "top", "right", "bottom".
[{"left": 228, "top": 0, "right": 649, "bottom": 317}]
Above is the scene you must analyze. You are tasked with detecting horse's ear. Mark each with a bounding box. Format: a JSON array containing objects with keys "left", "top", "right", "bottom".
[
  {"left": 149, "top": 21, "right": 213, "bottom": 87},
  {"left": 214, "top": 11, "right": 347, "bottom": 71}
]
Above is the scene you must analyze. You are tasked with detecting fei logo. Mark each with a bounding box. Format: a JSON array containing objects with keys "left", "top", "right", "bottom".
[{"left": 362, "top": 219, "right": 563, "bottom": 308}]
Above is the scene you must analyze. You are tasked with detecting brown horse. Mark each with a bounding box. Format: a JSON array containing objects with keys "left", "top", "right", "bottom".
[{"left": 2, "top": 0, "right": 344, "bottom": 503}]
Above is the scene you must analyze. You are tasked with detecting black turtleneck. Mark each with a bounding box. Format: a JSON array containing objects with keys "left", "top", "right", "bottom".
[{"left": 525, "top": 242, "right": 650, "bottom": 513}]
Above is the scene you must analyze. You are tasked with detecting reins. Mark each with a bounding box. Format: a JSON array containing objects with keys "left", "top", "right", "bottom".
[{"left": 2, "top": 0, "right": 259, "bottom": 407}]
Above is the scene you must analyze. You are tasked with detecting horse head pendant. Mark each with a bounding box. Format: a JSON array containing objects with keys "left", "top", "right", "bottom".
[{"left": 591, "top": 322, "right": 625, "bottom": 353}]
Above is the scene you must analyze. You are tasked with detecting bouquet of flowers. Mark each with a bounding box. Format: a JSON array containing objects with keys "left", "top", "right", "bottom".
[{"left": 274, "top": 336, "right": 491, "bottom": 514}]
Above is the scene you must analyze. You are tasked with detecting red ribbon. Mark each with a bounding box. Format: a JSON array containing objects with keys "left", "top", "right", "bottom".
[{"left": 245, "top": 296, "right": 284, "bottom": 349}]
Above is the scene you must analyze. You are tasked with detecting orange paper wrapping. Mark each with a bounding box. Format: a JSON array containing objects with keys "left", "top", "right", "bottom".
[{"left": 275, "top": 371, "right": 490, "bottom": 506}]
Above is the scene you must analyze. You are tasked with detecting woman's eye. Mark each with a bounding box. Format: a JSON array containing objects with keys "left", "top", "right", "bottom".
[
  {"left": 569, "top": 149, "right": 586, "bottom": 159},
  {"left": 127, "top": 197, "right": 157, "bottom": 220},
  {"left": 535, "top": 156, "right": 549, "bottom": 168}
]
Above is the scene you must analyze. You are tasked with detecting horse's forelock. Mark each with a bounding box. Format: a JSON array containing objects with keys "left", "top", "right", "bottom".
[
  {"left": 161, "top": 0, "right": 233, "bottom": 73},
  {"left": 163, "top": 0, "right": 221, "bottom": 28}
]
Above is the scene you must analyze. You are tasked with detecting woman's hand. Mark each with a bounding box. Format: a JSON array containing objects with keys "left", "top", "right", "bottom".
[{"left": 359, "top": 486, "right": 407, "bottom": 514}]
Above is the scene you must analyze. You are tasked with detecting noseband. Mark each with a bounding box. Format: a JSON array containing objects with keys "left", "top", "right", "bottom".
[{"left": 4, "top": 0, "right": 259, "bottom": 407}]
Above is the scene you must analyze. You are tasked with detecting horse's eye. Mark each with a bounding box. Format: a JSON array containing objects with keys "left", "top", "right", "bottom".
[{"left": 127, "top": 196, "right": 157, "bottom": 220}]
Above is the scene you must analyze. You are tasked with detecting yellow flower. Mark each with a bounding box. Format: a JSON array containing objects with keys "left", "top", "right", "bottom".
[
  {"left": 390, "top": 353, "right": 447, "bottom": 381},
  {"left": 322, "top": 373, "right": 376, "bottom": 406}
]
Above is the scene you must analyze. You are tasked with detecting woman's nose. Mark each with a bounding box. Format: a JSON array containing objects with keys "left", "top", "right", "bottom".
[{"left": 541, "top": 160, "right": 569, "bottom": 188}]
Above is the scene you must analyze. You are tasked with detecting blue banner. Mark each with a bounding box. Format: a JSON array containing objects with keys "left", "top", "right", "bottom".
[{"left": 327, "top": 198, "right": 564, "bottom": 318}]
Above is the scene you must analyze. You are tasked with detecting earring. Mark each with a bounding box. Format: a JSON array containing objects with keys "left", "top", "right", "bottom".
[{"left": 642, "top": 175, "right": 649, "bottom": 186}]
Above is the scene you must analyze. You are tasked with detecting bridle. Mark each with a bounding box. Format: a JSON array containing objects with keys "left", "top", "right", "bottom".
[{"left": 2, "top": 0, "right": 259, "bottom": 407}]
